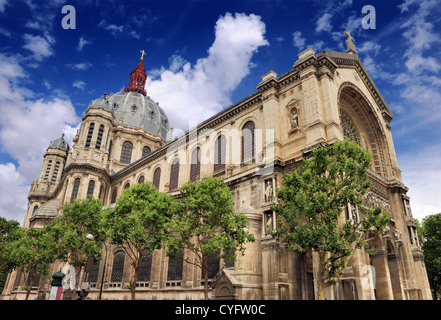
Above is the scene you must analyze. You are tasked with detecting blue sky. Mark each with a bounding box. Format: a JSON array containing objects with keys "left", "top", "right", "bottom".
[{"left": 0, "top": 0, "right": 440, "bottom": 224}]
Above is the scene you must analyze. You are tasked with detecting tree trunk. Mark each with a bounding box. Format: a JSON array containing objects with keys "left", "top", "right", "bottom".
[
  {"left": 317, "top": 252, "right": 326, "bottom": 300},
  {"left": 203, "top": 257, "right": 209, "bottom": 300},
  {"left": 25, "top": 272, "right": 35, "bottom": 301},
  {"left": 131, "top": 266, "right": 139, "bottom": 300}
]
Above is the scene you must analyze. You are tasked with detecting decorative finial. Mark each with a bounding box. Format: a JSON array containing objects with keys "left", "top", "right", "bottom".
[
  {"left": 61, "top": 133, "right": 65, "bottom": 139},
  {"left": 344, "top": 30, "right": 357, "bottom": 54},
  {"left": 140, "top": 49, "right": 146, "bottom": 61}
]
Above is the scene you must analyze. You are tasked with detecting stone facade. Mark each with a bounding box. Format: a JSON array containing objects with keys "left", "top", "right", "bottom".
[{"left": 1, "top": 44, "right": 432, "bottom": 300}]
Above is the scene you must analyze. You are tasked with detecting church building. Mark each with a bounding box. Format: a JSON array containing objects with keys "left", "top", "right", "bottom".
[{"left": 1, "top": 32, "right": 432, "bottom": 300}]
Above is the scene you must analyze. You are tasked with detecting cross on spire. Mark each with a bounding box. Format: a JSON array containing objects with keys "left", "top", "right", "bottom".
[{"left": 140, "top": 49, "right": 146, "bottom": 61}]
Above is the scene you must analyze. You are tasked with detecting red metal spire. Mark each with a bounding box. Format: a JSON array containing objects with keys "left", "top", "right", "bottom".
[{"left": 124, "top": 51, "right": 147, "bottom": 96}]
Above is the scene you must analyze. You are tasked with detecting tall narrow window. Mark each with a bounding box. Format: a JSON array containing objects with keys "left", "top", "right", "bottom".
[
  {"left": 43, "top": 160, "right": 52, "bottom": 181},
  {"left": 169, "top": 158, "right": 180, "bottom": 191},
  {"left": 167, "top": 249, "right": 183, "bottom": 281},
  {"left": 87, "top": 180, "right": 95, "bottom": 197},
  {"left": 111, "top": 251, "right": 125, "bottom": 283},
  {"left": 142, "top": 146, "right": 151, "bottom": 158},
  {"left": 153, "top": 168, "right": 161, "bottom": 189},
  {"left": 214, "top": 135, "right": 226, "bottom": 173},
  {"left": 51, "top": 161, "right": 60, "bottom": 182},
  {"left": 124, "top": 182, "right": 130, "bottom": 190},
  {"left": 32, "top": 205, "right": 39, "bottom": 216},
  {"left": 71, "top": 178, "right": 80, "bottom": 203},
  {"left": 241, "top": 121, "right": 255, "bottom": 164},
  {"left": 88, "top": 260, "right": 100, "bottom": 283},
  {"left": 95, "top": 125, "right": 104, "bottom": 149},
  {"left": 190, "top": 147, "right": 201, "bottom": 182},
  {"left": 120, "top": 141, "right": 133, "bottom": 164},
  {"left": 138, "top": 175, "right": 145, "bottom": 184},
  {"left": 138, "top": 251, "right": 153, "bottom": 282},
  {"left": 85, "top": 123, "right": 95, "bottom": 148},
  {"left": 111, "top": 189, "right": 117, "bottom": 204}
]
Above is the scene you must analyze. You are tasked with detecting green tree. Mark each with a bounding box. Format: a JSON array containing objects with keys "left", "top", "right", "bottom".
[
  {"left": 7, "top": 226, "right": 58, "bottom": 300},
  {"left": 167, "top": 177, "right": 255, "bottom": 300},
  {"left": 271, "top": 139, "right": 390, "bottom": 300},
  {"left": 419, "top": 213, "right": 441, "bottom": 300},
  {"left": 104, "top": 182, "right": 176, "bottom": 300},
  {"left": 51, "top": 195, "right": 105, "bottom": 298},
  {"left": 0, "top": 217, "right": 21, "bottom": 291}
]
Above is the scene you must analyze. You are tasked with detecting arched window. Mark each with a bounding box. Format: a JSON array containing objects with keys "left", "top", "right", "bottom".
[
  {"left": 32, "top": 205, "right": 39, "bottom": 216},
  {"left": 111, "top": 189, "right": 117, "bottom": 204},
  {"left": 95, "top": 125, "right": 104, "bottom": 149},
  {"left": 138, "top": 251, "right": 153, "bottom": 282},
  {"left": 87, "top": 180, "right": 95, "bottom": 197},
  {"left": 142, "top": 146, "right": 151, "bottom": 158},
  {"left": 120, "top": 141, "right": 133, "bottom": 164},
  {"left": 70, "top": 178, "right": 80, "bottom": 203},
  {"left": 340, "top": 110, "right": 361, "bottom": 145},
  {"left": 124, "top": 182, "right": 130, "bottom": 190},
  {"left": 44, "top": 160, "right": 52, "bottom": 181},
  {"left": 153, "top": 167, "right": 161, "bottom": 189},
  {"left": 242, "top": 121, "right": 255, "bottom": 164},
  {"left": 85, "top": 123, "right": 95, "bottom": 148},
  {"left": 51, "top": 161, "right": 60, "bottom": 182},
  {"left": 214, "top": 134, "right": 226, "bottom": 173},
  {"left": 190, "top": 147, "right": 201, "bottom": 182},
  {"left": 138, "top": 175, "right": 145, "bottom": 184},
  {"left": 169, "top": 158, "right": 180, "bottom": 191},
  {"left": 111, "top": 250, "right": 125, "bottom": 283}
]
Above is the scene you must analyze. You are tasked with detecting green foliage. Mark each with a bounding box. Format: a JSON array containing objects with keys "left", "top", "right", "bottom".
[
  {"left": 419, "top": 213, "right": 441, "bottom": 300},
  {"left": 6, "top": 226, "right": 58, "bottom": 299},
  {"left": 104, "top": 181, "right": 176, "bottom": 253},
  {"left": 0, "top": 217, "right": 22, "bottom": 289},
  {"left": 271, "top": 139, "right": 390, "bottom": 298},
  {"left": 167, "top": 177, "right": 255, "bottom": 299},
  {"left": 104, "top": 181, "right": 176, "bottom": 299},
  {"left": 51, "top": 196, "right": 105, "bottom": 281}
]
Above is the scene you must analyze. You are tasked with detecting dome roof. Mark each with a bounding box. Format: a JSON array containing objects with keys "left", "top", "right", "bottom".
[
  {"left": 89, "top": 91, "right": 171, "bottom": 141},
  {"left": 87, "top": 56, "right": 172, "bottom": 142},
  {"left": 48, "top": 134, "right": 70, "bottom": 151}
]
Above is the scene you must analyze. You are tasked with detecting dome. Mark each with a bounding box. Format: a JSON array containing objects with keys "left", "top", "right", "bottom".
[
  {"left": 48, "top": 134, "right": 70, "bottom": 151},
  {"left": 89, "top": 91, "right": 171, "bottom": 141},
  {"left": 87, "top": 56, "right": 172, "bottom": 141}
]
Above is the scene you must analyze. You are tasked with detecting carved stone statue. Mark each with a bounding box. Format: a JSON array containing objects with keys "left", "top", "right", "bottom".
[
  {"left": 345, "top": 30, "right": 357, "bottom": 54},
  {"left": 264, "top": 180, "right": 273, "bottom": 203},
  {"left": 265, "top": 211, "right": 273, "bottom": 235},
  {"left": 290, "top": 108, "right": 299, "bottom": 131}
]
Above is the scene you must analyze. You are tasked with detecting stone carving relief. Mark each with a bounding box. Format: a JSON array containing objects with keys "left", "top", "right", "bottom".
[{"left": 290, "top": 107, "right": 299, "bottom": 131}]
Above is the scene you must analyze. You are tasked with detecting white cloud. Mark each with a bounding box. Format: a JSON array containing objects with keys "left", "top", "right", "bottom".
[
  {"left": 22, "top": 33, "right": 54, "bottom": 61},
  {"left": 398, "top": 143, "right": 441, "bottom": 222},
  {"left": 0, "top": 163, "right": 29, "bottom": 222},
  {"left": 66, "top": 62, "right": 93, "bottom": 71},
  {"left": 0, "top": 0, "right": 8, "bottom": 13},
  {"left": 73, "top": 80, "right": 86, "bottom": 90},
  {"left": 0, "top": 53, "right": 80, "bottom": 224},
  {"left": 316, "top": 13, "right": 332, "bottom": 33},
  {"left": 77, "top": 36, "right": 91, "bottom": 52},
  {"left": 292, "top": 31, "right": 305, "bottom": 49},
  {"left": 146, "top": 12, "right": 269, "bottom": 133}
]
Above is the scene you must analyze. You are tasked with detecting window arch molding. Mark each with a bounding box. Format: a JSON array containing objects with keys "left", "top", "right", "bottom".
[
  {"left": 240, "top": 120, "right": 256, "bottom": 165},
  {"left": 152, "top": 166, "right": 161, "bottom": 189},
  {"left": 169, "top": 157, "right": 180, "bottom": 191},
  {"left": 213, "top": 133, "right": 227, "bottom": 173},
  {"left": 337, "top": 82, "right": 390, "bottom": 176},
  {"left": 189, "top": 146, "right": 201, "bottom": 182},
  {"left": 120, "top": 141, "right": 133, "bottom": 164}
]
